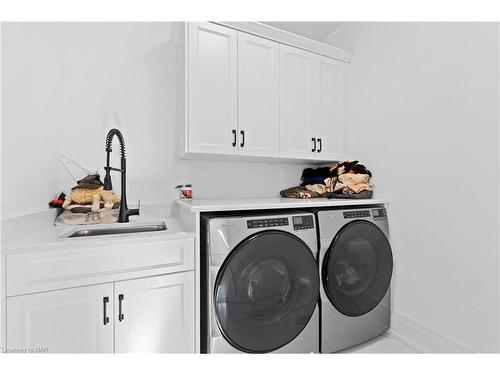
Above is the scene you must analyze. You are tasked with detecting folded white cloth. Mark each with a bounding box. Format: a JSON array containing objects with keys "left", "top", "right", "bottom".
[{"left": 335, "top": 173, "right": 371, "bottom": 193}]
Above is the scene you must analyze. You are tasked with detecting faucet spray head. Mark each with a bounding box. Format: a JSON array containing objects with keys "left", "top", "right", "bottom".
[{"left": 103, "top": 173, "right": 113, "bottom": 191}]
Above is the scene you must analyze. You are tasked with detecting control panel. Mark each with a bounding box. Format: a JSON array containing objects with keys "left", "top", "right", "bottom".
[
  {"left": 292, "top": 215, "right": 314, "bottom": 230},
  {"left": 372, "top": 208, "right": 387, "bottom": 218},
  {"left": 247, "top": 217, "right": 289, "bottom": 229},
  {"left": 344, "top": 210, "right": 371, "bottom": 219},
  {"left": 247, "top": 215, "right": 315, "bottom": 230}
]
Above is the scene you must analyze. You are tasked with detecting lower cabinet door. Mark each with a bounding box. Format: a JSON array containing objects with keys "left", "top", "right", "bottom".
[
  {"left": 114, "top": 272, "right": 195, "bottom": 353},
  {"left": 6, "top": 283, "right": 114, "bottom": 353}
]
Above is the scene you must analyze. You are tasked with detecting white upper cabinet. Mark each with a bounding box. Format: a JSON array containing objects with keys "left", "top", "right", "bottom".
[
  {"left": 188, "top": 22, "right": 238, "bottom": 155},
  {"left": 313, "top": 55, "right": 346, "bottom": 161},
  {"left": 184, "top": 22, "right": 349, "bottom": 163},
  {"left": 238, "top": 32, "right": 280, "bottom": 157},
  {"left": 279, "top": 44, "right": 315, "bottom": 159},
  {"left": 114, "top": 272, "right": 195, "bottom": 353},
  {"left": 7, "top": 283, "right": 114, "bottom": 353},
  {"left": 280, "top": 48, "right": 347, "bottom": 161}
]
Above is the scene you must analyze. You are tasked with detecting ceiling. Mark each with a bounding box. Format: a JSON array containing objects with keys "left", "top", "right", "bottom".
[{"left": 260, "top": 22, "right": 342, "bottom": 42}]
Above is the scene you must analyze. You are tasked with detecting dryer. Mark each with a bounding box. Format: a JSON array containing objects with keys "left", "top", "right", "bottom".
[
  {"left": 317, "top": 206, "right": 393, "bottom": 353},
  {"left": 201, "top": 211, "right": 319, "bottom": 353}
]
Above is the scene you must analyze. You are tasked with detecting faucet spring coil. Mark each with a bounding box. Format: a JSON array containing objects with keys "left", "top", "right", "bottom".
[{"left": 105, "top": 128, "right": 126, "bottom": 157}]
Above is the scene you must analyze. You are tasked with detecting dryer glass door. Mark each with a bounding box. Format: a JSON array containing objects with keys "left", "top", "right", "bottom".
[
  {"left": 214, "top": 230, "right": 319, "bottom": 353},
  {"left": 323, "top": 220, "right": 393, "bottom": 317}
]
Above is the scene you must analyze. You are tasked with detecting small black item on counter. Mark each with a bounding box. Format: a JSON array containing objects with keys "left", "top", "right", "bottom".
[
  {"left": 328, "top": 190, "right": 373, "bottom": 199},
  {"left": 72, "top": 174, "right": 104, "bottom": 190},
  {"left": 301, "top": 167, "right": 335, "bottom": 181}
]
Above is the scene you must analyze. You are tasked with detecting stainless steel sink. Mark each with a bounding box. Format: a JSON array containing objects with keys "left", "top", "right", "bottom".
[{"left": 65, "top": 222, "right": 167, "bottom": 238}]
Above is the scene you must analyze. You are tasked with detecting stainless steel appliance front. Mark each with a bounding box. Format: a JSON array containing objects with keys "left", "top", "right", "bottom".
[
  {"left": 317, "top": 206, "right": 393, "bottom": 353},
  {"left": 202, "top": 211, "right": 319, "bottom": 353}
]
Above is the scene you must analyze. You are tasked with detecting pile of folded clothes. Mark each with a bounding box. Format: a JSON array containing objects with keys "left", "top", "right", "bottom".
[{"left": 280, "top": 160, "right": 373, "bottom": 199}]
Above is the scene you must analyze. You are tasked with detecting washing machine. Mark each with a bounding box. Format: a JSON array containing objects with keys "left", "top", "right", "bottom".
[
  {"left": 201, "top": 211, "right": 319, "bottom": 353},
  {"left": 317, "top": 206, "right": 393, "bottom": 353}
]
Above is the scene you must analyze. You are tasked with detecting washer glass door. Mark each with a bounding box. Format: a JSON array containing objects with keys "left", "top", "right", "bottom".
[
  {"left": 323, "top": 220, "right": 393, "bottom": 317},
  {"left": 214, "top": 230, "right": 319, "bottom": 353}
]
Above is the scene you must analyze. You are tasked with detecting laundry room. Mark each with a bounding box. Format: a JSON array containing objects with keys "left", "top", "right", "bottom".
[{"left": 0, "top": 1, "right": 499, "bottom": 373}]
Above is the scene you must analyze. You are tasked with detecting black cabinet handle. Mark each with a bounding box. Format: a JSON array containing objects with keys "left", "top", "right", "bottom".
[
  {"left": 118, "top": 294, "right": 124, "bottom": 322},
  {"left": 311, "top": 137, "right": 316, "bottom": 152},
  {"left": 232, "top": 129, "right": 236, "bottom": 147},
  {"left": 240, "top": 130, "right": 245, "bottom": 147},
  {"left": 317, "top": 138, "right": 322, "bottom": 153},
  {"left": 103, "top": 297, "right": 110, "bottom": 326}
]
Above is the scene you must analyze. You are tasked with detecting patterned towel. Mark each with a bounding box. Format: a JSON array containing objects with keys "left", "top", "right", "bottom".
[{"left": 55, "top": 206, "right": 120, "bottom": 225}]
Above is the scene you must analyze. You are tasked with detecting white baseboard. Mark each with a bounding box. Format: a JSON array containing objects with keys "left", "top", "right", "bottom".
[{"left": 389, "top": 311, "right": 477, "bottom": 353}]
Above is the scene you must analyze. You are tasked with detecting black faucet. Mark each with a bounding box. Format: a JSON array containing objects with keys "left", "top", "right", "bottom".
[{"left": 103, "top": 128, "right": 140, "bottom": 223}]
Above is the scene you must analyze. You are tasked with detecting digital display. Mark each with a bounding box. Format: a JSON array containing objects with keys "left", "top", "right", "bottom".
[
  {"left": 292, "top": 215, "right": 314, "bottom": 230},
  {"left": 372, "top": 208, "right": 387, "bottom": 218}
]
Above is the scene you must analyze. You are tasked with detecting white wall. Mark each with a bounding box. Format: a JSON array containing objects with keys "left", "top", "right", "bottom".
[
  {"left": 0, "top": 23, "right": 308, "bottom": 220},
  {"left": 325, "top": 22, "right": 499, "bottom": 352},
  {"left": 3, "top": 21, "right": 499, "bottom": 352},
  {"left": 0, "top": 22, "right": 4, "bottom": 347}
]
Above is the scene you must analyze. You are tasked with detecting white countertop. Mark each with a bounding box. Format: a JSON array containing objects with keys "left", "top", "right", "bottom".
[
  {"left": 3, "top": 198, "right": 388, "bottom": 254},
  {"left": 2, "top": 206, "right": 195, "bottom": 255},
  {"left": 176, "top": 197, "right": 389, "bottom": 213}
]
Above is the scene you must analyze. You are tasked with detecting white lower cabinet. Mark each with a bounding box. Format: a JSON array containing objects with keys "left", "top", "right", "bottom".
[
  {"left": 7, "top": 283, "right": 114, "bottom": 353},
  {"left": 114, "top": 272, "right": 195, "bottom": 353},
  {"left": 6, "top": 272, "right": 195, "bottom": 353}
]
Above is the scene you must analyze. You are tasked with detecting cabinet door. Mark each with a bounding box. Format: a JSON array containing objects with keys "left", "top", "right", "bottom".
[
  {"left": 188, "top": 22, "right": 238, "bottom": 155},
  {"left": 314, "top": 55, "right": 346, "bottom": 161},
  {"left": 7, "top": 284, "right": 113, "bottom": 353},
  {"left": 114, "top": 272, "right": 195, "bottom": 353},
  {"left": 279, "top": 44, "right": 315, "bottom": 159},
  {"left": 238, "top": 32, "right": 280, "bottom": 157}
]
